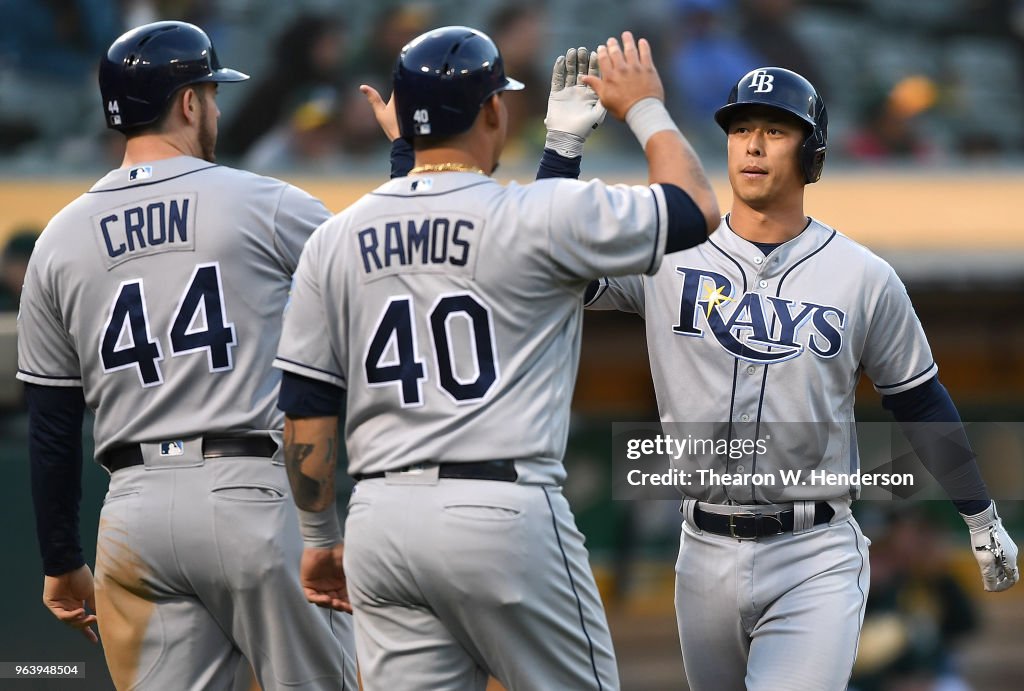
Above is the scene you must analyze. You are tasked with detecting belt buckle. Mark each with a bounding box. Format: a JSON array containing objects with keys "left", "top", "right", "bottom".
[
  {"left": 729, "top": 512, "right": 758, "bottom": 540},
  {"left": 728, "top": 511, "right": 785, "bottom": 539}
]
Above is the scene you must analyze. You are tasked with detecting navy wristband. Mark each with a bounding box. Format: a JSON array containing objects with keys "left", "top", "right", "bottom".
[{"left": 536, "top": 148, "right": 581, "bottom": 180}]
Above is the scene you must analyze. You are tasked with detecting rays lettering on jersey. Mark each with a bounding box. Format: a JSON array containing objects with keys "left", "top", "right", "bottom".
[
  {"left": 673, "top": 267, "right": 845, "bottom": 363},
  {"left": 358, "top": 217, "right": 473, "bottom": 274}
]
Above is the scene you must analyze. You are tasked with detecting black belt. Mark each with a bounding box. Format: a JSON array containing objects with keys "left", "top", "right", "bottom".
[
  {"left": 100, "top": 436, "right": 278, "bottom": 473},
  {"left": 693, "top": 501, "right": 835, "bottom": 540},
  {"left": 354, "top": 459, "right": 518, "bottom": 483}
]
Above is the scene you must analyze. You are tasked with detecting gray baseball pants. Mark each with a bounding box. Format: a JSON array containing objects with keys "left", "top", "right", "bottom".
[
  {"left": 94, "top": 445, "right": 357, "bottom": 690},
  {"left": 343, "top": 470, "right": 618, "bottom": 691},
  {"left": 675, "top": 500, "right": 870, "bottom": 691}
]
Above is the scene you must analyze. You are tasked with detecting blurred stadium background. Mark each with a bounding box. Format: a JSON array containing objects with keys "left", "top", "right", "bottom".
[{"left": 2, "top": 1, "right": 1023, "bottom": 689}]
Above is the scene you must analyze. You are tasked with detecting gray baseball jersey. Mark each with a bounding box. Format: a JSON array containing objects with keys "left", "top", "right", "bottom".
[
  {"left": 588, "top": 215, "right": 933, "bottom": 690},
  {"left": 275, "top": 172, "right": 670, "bottom": 484},
  {"left": 18, "top": 156, "right": 323, "bottom": 456},
  {"left": 17, "top": 156, "right": 357, "bottom": 690},
  {"left": 275, "top": 170, "right": 671, "bottom": 691},
  {"left": 589, "top": 216, "right": 936, "bottom": 503}
]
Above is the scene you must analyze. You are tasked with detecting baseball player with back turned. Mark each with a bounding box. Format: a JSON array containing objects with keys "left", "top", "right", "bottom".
[
  {"left": 273, "top": 26, "right": 719, "bottom": 691},
  {"left": 580, "top": 66, "right": 1019, "bottom": 690},
  {"left": 16, "top": 22, "right": 357, "bottom": 690}
]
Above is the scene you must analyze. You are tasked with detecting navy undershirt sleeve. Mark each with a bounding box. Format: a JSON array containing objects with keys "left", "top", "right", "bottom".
[
  {"left": 278, "top": 371, "right": 346, "bottom": 417},
  {"left": 25, "top": 383, "right": 86, "bottom": 576},
  {"left": 536, "top": 148, "right": 582, "bottom": 180},
  {"left": 882, "top": 376, "right": 990, "bottom": 515},
  {"left": 390, "top": 137, "right": 414, "bottom": 179},
  {"left": 661, "top": 183, "right": 709, "bottom": 253}
]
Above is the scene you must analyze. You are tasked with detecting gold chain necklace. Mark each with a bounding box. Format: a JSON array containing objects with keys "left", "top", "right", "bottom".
[{"left": 409, "top": 162, "right": 486, "bottom": 175}]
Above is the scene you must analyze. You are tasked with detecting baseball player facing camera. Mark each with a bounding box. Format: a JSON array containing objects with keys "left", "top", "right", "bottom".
[
  {"left": 18, "top": 21, "right": 356, "bottom": 690},
  {"left": 274, "top": 26, "right": 718, "bottom": 691},
  {"left": 577, "top": 66, "right": 1019, "bottom": 690}
]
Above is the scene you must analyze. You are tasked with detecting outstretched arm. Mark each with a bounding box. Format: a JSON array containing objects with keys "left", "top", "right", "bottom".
[{"left": 583, "top": 32, "right": 719, "bottom": 233}]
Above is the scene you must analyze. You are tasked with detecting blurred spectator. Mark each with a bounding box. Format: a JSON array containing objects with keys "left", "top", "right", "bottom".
[
  {"left": 0, "top": 1, "right": 120, "bottom": 83},
  {"left": 852, "top": 507, "right": 978, "bottom": 691},
  {"left": 667, "top": 0, "right": 764, "bottom": 129},
  {"left": 955, "top": 131, "right": 1006, "bottom": 160},
  {"left": 845, "top": 76, "right": 940, "bottom": 161},
  {"left": 335, "top": 83, "right": 393, "bottom": 162},
  {"left": 243, "top": 83, "right": 392, "bottom": 174},
  {"left": 0, "top": 230, "right": 38, "bottom": 312},
  {"left": 738, "top": 0, "right": 823, "bottom": 90},
  {"left": 0, "top": 1, "right": 120, "bottom": 155},
  {"left": 120, "top": 1, "right": 223, "bottom": 36},
  {"left": 350, "top": 5, "right": 434, "bottom": 93},
  {"left": 935, "top": 0, "right": 1020, "bottom": 36},
  {"left": 242, "top": 89, "right": 343, "bottom": 173},
  {"left": 219, "top": 13, "right": 348, "bottom": 159},
  {"left": 0, "top": 118, "right": 42, "bottom": 156},
  {"left": 487, "top": 3, "right": 549, "bottom": 153}
]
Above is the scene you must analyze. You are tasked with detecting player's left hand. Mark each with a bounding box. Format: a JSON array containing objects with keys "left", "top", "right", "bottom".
[
  {"left": 544, "top": 47, "right": 607, "bottom": 158},
  {"left": 300, "top": 544, "right": 352, "bottom": 613},
  {"left": 359, "top": 84, "right": 400, "bottom": 142},
  {"left": 42, "top": 564, "right": 99, "bottom": 643},
  {"left": 962, "top": 501, "right": 1019, "bottom": 592}
]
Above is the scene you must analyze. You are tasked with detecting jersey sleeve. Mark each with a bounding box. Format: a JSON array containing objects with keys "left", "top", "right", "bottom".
[
  {"left": 273, "top": 229, "right": 346, "bottom": 389},
  {"left": 16, "top": 253, "right": 82, "bottom": 387},
  {"left": 546, "top": 178, "right": 668, "bottom": 280},
  {"left": 584, "top": 275, "right": 646, "bottom": 315},
  {"left": 273, "top": 183, "right": 332, "bottom": 274},
  {"left": 861, "top": 264, "right": 937, "bottom": 394}
]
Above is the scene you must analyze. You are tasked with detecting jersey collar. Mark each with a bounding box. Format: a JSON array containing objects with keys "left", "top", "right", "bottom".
[
  {"left": 713, "top": 214, "right": 836, "bottom": 276},
  {"left": 89, "top": 156, "right": 218, "bottom": 193}
]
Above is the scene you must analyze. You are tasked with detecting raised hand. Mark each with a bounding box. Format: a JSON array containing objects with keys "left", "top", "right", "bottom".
[{"left": 582, "top": 31, "right": 665, "bottom": 121}]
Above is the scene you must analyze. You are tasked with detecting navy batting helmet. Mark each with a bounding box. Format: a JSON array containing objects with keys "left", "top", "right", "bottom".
[
  {"left": 393, "top": 26, "right": 524, "bottom": 140},
  {"left": 99, "top": 21, "right": 249, "bottom": 132},
  {"left": 714, "top": 67, "right": 828, "bottom": 183}
]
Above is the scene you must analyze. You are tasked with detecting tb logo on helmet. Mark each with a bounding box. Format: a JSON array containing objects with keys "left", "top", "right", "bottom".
[{"left": 749, "top": 70, "right": 775, "bottom": 93}]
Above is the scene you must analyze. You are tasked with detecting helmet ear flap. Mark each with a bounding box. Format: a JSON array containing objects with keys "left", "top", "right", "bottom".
[
  {"left": 801, "top": 98, "right": 827, "bottom": 184},
  {"left": 802, "top": 141, "right": 827, "bottom": 184}
]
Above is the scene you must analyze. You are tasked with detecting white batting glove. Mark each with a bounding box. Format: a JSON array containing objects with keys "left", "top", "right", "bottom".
[
  {"left": 544, "top": 47, "right": 607, "bottom": 158},
  {"left": 962, "top": 501, "right": 1019, "bottom": 592}
]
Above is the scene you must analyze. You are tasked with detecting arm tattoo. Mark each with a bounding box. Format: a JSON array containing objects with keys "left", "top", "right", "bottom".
[{"left": 284, "top": 422, "right": 338, "bottom": 511}]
